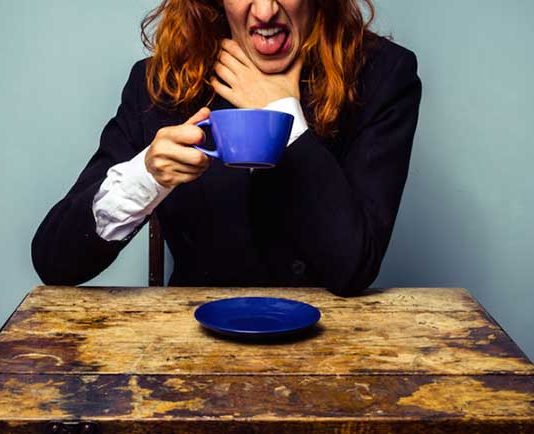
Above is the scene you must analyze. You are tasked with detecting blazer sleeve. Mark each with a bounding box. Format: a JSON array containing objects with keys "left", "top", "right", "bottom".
[
  {"left": 253, "top": 50, "right": 422, "bottom": 295},
  {"left": 32, "top": 60, "right": 147, "bottom": 285}
]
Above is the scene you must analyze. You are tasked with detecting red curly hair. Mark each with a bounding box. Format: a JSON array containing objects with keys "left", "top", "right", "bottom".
[{"left": 141, "top": 0, "right": 377, "bottom": 137}]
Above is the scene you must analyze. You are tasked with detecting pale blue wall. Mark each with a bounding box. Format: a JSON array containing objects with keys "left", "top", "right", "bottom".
[
  {"left": 1, "top": 1, "right": 533, "bottom": 360},
  {"left": 372, "top": 0, "right": 534, "bottom": 360},
  {"left": 0, "top": 0, "right": 158, "bottom": 317}
]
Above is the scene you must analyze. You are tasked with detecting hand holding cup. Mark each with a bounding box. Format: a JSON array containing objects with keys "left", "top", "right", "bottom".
[{"left": 145, "top": 108, "right": 212, "bottom": 188}]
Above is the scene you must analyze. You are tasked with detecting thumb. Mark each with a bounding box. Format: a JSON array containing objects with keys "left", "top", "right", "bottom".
[{"left": 185, "top": 107, "right": 211, "bottom": 125}]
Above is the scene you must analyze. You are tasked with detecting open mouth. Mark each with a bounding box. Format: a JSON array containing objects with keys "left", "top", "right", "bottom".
[{"left": 249, "top": 24, "right": 291, "bottom": 56}]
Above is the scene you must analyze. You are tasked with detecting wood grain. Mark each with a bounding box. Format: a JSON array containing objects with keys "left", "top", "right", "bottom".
[
  {"left": 18, "top": 286, "right": 482, "bottom": 313},
  {"left": 1, "top": 286, "right": 531, "bottom": 375},
  {"left": 1, "top": 374, "right": 533, "bottom": 433},
  {"left": 0, "top": 285, "right": 533, "bottom": 433}
]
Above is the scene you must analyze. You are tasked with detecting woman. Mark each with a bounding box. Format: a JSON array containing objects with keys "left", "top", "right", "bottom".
[{"left": 32, "top": 0, "right": 422, "bottom": 295}]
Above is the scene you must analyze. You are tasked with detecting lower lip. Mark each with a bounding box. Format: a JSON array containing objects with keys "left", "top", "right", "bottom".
[{"left": 250, "top": 31, "right": 291, "bottom": 57}]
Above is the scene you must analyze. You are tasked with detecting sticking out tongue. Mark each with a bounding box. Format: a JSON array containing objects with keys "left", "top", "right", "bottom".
[{"left": 251, "top": 31, "right": 289, "bottom": 56}]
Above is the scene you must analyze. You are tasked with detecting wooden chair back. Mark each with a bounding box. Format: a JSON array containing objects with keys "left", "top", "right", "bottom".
[{"left": 148, "top": 214, "right": 164, "bottom": 286}]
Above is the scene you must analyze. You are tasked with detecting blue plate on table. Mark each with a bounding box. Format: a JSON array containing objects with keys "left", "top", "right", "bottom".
[{"left": 194, "top": 297, "right": 321, "bottom": 337}]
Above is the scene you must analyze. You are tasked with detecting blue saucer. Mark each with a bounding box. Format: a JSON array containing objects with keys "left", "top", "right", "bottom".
[{"left": 194, "top": 297, "right": 321, "bottom": 337}]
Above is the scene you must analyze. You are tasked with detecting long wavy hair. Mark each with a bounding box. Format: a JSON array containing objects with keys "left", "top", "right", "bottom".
[{"left": 141, "top": 0, "right": 377, "bottom": 137}]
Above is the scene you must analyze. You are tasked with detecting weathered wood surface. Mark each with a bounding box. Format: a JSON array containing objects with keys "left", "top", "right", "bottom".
[
  {"left": 0, "top": 286, "right": 533, "bottom": 433},
  {"left": 1, "top": 374, "right": 534, "bottom": 433},
  {"left": 1, "top": 286, "right": 531, "bottom": 376}
]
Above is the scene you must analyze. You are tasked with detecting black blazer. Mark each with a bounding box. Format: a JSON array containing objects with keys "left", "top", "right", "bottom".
[{"left": 32, "top": 36, "right": 422, "bottom": 296}]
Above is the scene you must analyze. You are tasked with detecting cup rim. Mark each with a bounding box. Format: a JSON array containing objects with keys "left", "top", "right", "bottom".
[
  {"left": 209, "top": 108, "right": 294, "bottom": 118},
  {"left": 224, "top": 162, "right": 275, "bottom": 169}
]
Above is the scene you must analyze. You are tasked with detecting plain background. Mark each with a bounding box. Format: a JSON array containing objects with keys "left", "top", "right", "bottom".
[{"left": 1, "top": 0, "right": 533, "bottom": 360}]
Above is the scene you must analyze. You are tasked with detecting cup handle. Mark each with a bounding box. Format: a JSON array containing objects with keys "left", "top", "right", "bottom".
[{"left": 193, "top": 119, "right": 220, "bottom": 159}]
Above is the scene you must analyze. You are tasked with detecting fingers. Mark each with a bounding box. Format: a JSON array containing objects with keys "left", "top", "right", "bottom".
[
  {"left": 157, "top": 123, "right": 205, "bottom": 147},
  {"left": 214, "top": 40, "right": 252, "bottom": 88},
  {"left": 153, "top": 170, "right": 206, "bottom": 189},
  {"left": 151, "top": 125, "right": 210, "bottom": 169},
  {"left": 210, "top": 76, "right": 238, "bottom": 106},
  {"left": 150, "top": 152, "right": 208, "bottom": 176},
  {"left": 146, "top": 140, "right": 211, "bottom": 188},
  {"left": 220, "top": 38, "right": 251, "bottom": 67},
  {"left": 214, "top": 61, "right": 236, "bottom": 87},
  {"left": 218, "top": 49, "right": 247, "bottom": 75},
  {"left": 184, "top": 107, "right": 210, "bottom": 125},
  {"left": 171, "top": 160, "right": 209, "bottom": 175},
  {"left": 212, "top": 40, "right": 249, "bottom": 105},
  {"left": 147, "top": 108, "right": 214, "bottom": 188},
  {"left": 154, "top": 138, "right": 210, "bottom": 167}
]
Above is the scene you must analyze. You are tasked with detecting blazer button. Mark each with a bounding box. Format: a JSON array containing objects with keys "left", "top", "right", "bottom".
[{"left": 291, "top": 260, "right": 306, "bottom": 276}]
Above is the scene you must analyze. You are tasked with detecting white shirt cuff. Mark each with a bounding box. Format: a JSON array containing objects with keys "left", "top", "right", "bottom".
[
  {"left": 263, "top": 97, "right": 308, "bottom": 146},
  {"left": 92, "top": 147, "right": 172, "bottom": 241}
]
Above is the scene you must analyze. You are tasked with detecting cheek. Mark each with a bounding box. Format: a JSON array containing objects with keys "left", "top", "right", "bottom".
[
  {"left": 223, "top": 1, "right": 247, "bottom": 24},
  {"left": 224, "top": 12, "right": 247, "bottom": 37},
  {"left": 285, "top": 3, "right": 310, "bottom": 32}
]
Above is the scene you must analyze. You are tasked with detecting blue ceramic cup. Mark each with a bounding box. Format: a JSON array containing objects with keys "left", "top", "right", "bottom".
[{"left": 194, "top": 109, "right": 294, "bottom": 169}]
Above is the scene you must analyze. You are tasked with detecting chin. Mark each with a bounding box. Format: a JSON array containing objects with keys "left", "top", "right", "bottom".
[{"left": 254, "top": 57, "right": 294, "bottom": 74}]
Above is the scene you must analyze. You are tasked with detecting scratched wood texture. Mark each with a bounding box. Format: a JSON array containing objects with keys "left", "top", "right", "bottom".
[{"left": 0, "top": 286, "right": 533, "bottom": 433}]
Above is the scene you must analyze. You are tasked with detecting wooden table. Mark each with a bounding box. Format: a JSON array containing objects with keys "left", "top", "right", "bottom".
[{"left": 1, "top": 286, "right": 533, "bottom": 433}]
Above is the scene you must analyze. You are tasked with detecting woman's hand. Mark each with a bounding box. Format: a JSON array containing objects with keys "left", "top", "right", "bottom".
[
  {"left": 211, "top": 39, "right": 303, "bottom": 108},
  {"left": 145, "top": 108, "right": 211, "bottom": 188}
]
